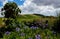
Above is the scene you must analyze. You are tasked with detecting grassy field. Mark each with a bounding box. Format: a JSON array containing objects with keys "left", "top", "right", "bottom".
[
  {"left": 17, "top": 14, "right": 56, "bottom": 27},
  {"left": 0, "top": 14, "right": 56, "bottom": 27},
  {"left": 0, "top": 14, "right": 59, "bottom": 39}
]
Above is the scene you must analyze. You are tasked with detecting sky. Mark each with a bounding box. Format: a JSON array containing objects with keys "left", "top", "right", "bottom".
[{"left": 0, "top": 0, "right": 60, "bottom": 17}]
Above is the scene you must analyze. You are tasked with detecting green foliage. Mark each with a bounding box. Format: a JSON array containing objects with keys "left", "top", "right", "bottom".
[
  {"left": 1, "top": 2, "right": 21, "bottom": 26},
  {"left": 1, "top": 2, "right": 21, "bottom": 18},
  {"left": 0, "top": 15, "right": 59, "bottom": 39},
  {"left": 53, "top": 13, "right": 60, "bottom": 33},
  {"left": 2, "top": 26, "right": 58, "bottom": 39}
]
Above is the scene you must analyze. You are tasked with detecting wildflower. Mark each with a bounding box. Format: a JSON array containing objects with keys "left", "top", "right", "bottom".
[
  {"left": 52, "top": 31, "right": 56, "bottom": 34},
  {"left": 45, "top": 23, "right": 48, "bottom": 26},
  {"left": 20, "top": 32, "right": 25, "bottom": 36},
  {"left": 5, "top": 31, "right": 10, "bottom": 35},
  {"left": 30, "top": 26, "right": 38, "bottom": 29},
  {"left": 28, "top": 37, "right": 33, "bottom": 39},
  {"left": 35, "top": 34, "right": 41, "bottom": 39},
  {"left": 16, "top": 27, "right": 20, "bottom": 32},
  {"left": 34, "top": 27, "right": 38, "bottom": 29}
]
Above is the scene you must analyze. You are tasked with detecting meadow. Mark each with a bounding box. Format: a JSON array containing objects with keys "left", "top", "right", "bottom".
[{"left": 0, "top": 14, "right": 59, "bottom": 39}]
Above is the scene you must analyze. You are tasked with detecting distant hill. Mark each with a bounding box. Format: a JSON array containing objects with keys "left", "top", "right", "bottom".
[
  {"left": 18, "top": 14, "right": 40, "bottom": 19},
  {"left": 33, "top": 14, "right": 56, "bottom": 18},
  {"left": 33, "top": 14, "right": 45, "bottom": 16}
]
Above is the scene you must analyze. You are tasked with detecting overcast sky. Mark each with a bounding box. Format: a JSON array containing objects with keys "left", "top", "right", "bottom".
[{"left": 0, "top": 0, "right": 60, "bottom": 17}]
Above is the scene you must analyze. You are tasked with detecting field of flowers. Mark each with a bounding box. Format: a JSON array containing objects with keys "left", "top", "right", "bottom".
[
  {"left": 1, "top": 25, "right": 57, "bottom": 39},
  {"left": 0, "top": 15, "right": 59, "bottom": 39}
]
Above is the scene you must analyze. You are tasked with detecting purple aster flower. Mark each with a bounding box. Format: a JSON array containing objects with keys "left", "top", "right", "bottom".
[
  {"left": 52, "top": 31, "right": 56, "bottom": 34},
  {"left": 35, "top": 34, "right": 41, "bottom": 39},
  {"left": 5, "top": 31, "right": 10, "bottom": 35},
  {"left": 20, "top": 32, "right": 25, "bottom": 36},
  {"left": 30, "top": 26, "right": 38, "bottom": 29},
  {"left": 45, "top": 24, "right": 48, "bottom": 26},
  {"left": 34, "top": 27, "right": 38, "bottom": 29},
  {"left": 28, "top": 37, "right": 33, "bottom": 39},
  {"left": 16, "top": 27, "right": 20, "bottom": 32}
]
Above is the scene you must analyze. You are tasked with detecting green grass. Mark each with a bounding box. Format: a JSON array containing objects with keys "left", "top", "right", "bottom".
[
  {"left": 0, "top": 14, "right": 56, "bottom": 27},
  {"left": 0, "top": 14, "right": 59, "bottom": 39},
  {"left": 17, "top": 14, "right": 56, "bottom": 27},
  {"left": 0, "top": 18, "right": 4, "bottom": 27}
]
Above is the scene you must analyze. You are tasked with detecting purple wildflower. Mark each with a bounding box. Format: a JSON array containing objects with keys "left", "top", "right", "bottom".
[
  {"left": 16, "top": 27, "right": 20, "bottom": 32},
  {"left": 35, "top": 27, "right": 38, "bottom": 29},
  {"left": 5, "top": 31, "right": 10, "bottom": 35},
  {"left": 20, "top": 32, "right": 25, "bottom": 36},
  {"left": 30, "top": 26, "right": 38, "bottom": 29},
  {"left": 52, "top": 31, "right": 56, "bottom": 34},
  {"left": 35, "top": 34, "right": 41, "bottom": 39},
  {"left": 45, "top": 24, "right": 48, "bottom": 26},
  {"left": 28, "top": 37, "right": 33, "bottom": 39}
]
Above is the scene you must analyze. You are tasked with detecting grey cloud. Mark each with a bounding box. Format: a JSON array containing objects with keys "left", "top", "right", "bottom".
[
  {"left": 32, "top": 0, "right": 60, "bottom": 8},
  {"left": 18, "top": 0, "right": 60, "bottom": 16}
]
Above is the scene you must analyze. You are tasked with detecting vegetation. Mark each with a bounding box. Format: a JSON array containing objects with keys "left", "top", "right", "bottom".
[
  {"left": 0, "top": 2, "right": 59, "bottom": 39},
  {"left": 1, "top": 2, "right": 21, "bottom": 26},
  {"left": 53, "top": 13, "right": 60, "bottom": 33}
]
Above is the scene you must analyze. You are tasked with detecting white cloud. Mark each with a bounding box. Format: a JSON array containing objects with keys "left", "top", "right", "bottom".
[
  {"left": 0, "top": 0, "right": 60, "bottom": 16},
  {"left": 32, "top": 0, "right": 60, "bottom": 8},
  {"left": 0, "top": 7, "right": 4, "bottom": 17},
  {"left": 18, "top": 0, "right": 58, "bottom": 16},
  {"left": 3, "top": 0, "right": 8, "bottom": 6},
  {"left": 0, "top": 0, "right": 8, "bottom": 17}
]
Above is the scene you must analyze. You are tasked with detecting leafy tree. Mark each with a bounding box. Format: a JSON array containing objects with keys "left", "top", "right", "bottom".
[
  {"left": 1, "top": 2, "right": 21, "bottom": 19},
  {"left": 1, "top": 2, "right": 21, "bottom": 26}
]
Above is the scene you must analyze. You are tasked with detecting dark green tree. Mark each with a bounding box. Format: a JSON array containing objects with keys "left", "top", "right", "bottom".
[
  {"left": 1, "top": 2, "right": 21, "bottom": 19},
  {"left": 1, "top": 2, "right": 21, "bottom": 26}
]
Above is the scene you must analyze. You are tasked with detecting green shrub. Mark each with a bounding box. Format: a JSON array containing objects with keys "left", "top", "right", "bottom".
[{"left": 53, "top": 13, "right": 60, "bottom": 33}]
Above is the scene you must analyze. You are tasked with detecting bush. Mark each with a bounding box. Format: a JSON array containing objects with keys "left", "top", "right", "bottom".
[{"left": 53, "top": 13, "right": 60, "bottom": 33}]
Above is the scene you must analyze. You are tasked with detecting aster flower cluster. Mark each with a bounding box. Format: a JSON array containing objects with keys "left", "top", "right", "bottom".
[
  {"left": 16, "top": 27, "right": 20, "bottom": 32},
  {"left": 35, "top": 34, "right": 41, "bottom": 39},
  {"left": 30, "top": 26, "right": 38, "bottom": 29},
  {"left": 5, "top": 31, "right": 10, "bottom": 35},
  {"left": 20, "top": 32, "right": 25, "bottom": 36},
  {"left": 0, "top": 19, "right": 58, "bottom": 39}
]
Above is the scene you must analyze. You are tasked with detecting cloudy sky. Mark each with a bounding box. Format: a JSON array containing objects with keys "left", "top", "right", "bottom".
[{"left": 0, "top": 0, "right": 60, "bottom": 17}]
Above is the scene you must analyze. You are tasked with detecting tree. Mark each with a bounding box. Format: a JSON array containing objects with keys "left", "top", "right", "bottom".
[
  {"left": 1, "top": 2, "right": 21, "bottom": 19},
  {"left": 1, "top": 2, "right": 21, "bottom": 26}
]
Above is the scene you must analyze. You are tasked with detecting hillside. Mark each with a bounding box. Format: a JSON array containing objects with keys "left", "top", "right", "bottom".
[
  {"left": 0, "top": 14, "right": 58, "bottom": 39},
  {"left": 0, "top": 14, "right": 56, "bottom": 27}
]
